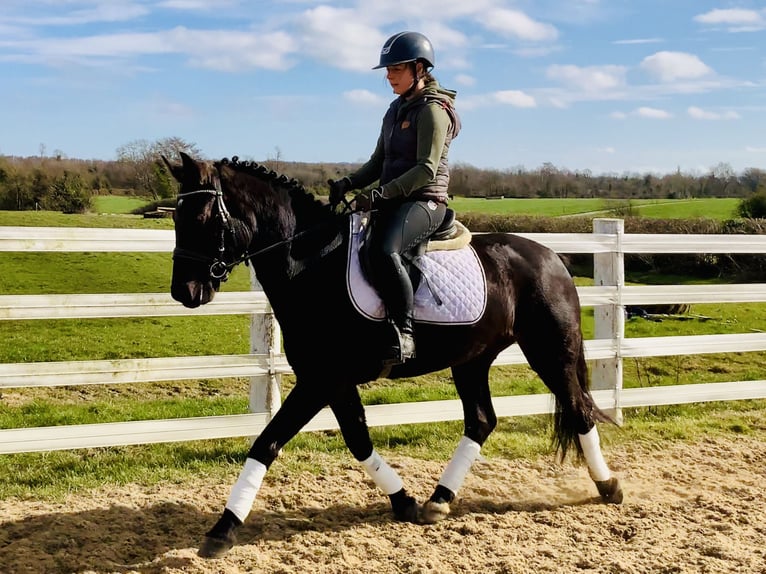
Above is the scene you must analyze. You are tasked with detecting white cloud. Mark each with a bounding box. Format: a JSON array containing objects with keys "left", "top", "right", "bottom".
[
  {"left": 513, "top": 44, "right": 562, "bottom": 58},
  {"left": 342, "top": 89, "right": 385, "bottom": 106},
  {"left": 4, "top": 2, "right": 150, "bottom": 26},
  {"left": 492, "top": 90, "right": 536, "bottom": 107},
  {"left": 457, "top": 89, "right": 536, "bottom": 110},
  {"left": 612, "top": 38, "right": 663, "bottom": 45},
  {"left": 477, "top": 8, "right": 558, "bottom": 41},
  {"left": 745, "top": 146, "right": 766, "bottom": 153},
  {"left": 694, "top": 9, "right": 766, "bottom": 31},
  {"left": 610, "top": 111, "right": 627, "bottom": 119},
  {"left": 169, "top": 27, "right": 298, "bottom": 71},
  {"left": 158, "top": 0, "right": 242, "bottom": 9},
  {"left": 454, "top": 73, "right": 476, "bottom": 87},
  {"left": 6, "top": 27, "right": 299, "bottom": 71},
  {"left": 687, "top": 106, "right": 740, "bottom": 120},
  {"left": 296, "top": 6, "right": 384, "bottom": 72},
  {"left": 149, "top": 98, "right": 195, "bottom": 117},
  {"left": 635, "top": 107, "right": 672, "bottom": 119},
  {"left": 640, "top": 51, "right": 713, "bottom": 82},
  {"left": 546, "top": 64, "right": 627, "bottom": 92}
]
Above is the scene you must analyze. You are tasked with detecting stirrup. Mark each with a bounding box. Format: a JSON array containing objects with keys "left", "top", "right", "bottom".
[{"left": 383, "top": 323, "right": 416, "bottom": 366}]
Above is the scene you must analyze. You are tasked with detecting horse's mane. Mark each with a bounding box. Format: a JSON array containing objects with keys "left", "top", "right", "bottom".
[
  {"left": 215, "top": 156, "right": 342, "bottom": 265},
  {"left": 215, "top": 156, "right": 327, "bottom": 218}
]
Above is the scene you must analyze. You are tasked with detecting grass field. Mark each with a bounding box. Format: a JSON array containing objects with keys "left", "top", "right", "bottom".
[
  {"left": 446, "top": 197, "right": 741, "bottom": 219},
  {"left": 0, "top": 195, "right": 742, "bottom": 222},
  {"left": 0, "top": 206, "right": 763, "bottom": 499},
  {"left": 90, "top": 195, "right": 152, "bottom": 214}
]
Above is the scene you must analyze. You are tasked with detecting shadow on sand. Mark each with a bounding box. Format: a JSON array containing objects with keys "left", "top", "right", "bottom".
[{"left": 0, "top": 492, "right": 599, "bottom": 573}]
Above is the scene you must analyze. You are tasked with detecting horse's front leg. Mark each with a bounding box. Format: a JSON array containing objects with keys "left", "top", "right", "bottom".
[
  {"left": 330, "top": 385, "right": 419, "bottom": 522},
  {"left": 198, "top": 381, "right": 328, "bottom": 559},
  {"left": 421, "top": 360, "right": 497, "bottom": 524}
]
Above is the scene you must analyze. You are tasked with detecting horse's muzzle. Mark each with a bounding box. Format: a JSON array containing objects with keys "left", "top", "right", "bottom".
[{"left": 171, "top": 279, "right": 215, "bottom": 308}]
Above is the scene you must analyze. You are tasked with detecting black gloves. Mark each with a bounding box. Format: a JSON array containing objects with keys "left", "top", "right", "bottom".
[
  {"left": 328, "top": 177, "right": 352, "bottom": 207},
  {"left": 328, "top": 177, "right": 383, "bottom": 212},
  {"left": 354, "top": 187, "right": 383, "bottom": 212}
]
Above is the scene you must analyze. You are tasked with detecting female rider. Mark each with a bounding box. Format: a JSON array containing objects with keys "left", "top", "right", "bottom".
[{"left": 329, "top": 31, "right": 461, "bottom": 366}]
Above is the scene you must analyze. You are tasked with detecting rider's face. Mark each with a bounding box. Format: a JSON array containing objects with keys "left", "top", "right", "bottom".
[{"left": 386, "top": 63, "right": 416, "bottom": 95}]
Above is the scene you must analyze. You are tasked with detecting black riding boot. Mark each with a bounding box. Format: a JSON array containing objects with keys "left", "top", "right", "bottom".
[{"left": 384, "top": 315, "right": 416, "bottom": 366}]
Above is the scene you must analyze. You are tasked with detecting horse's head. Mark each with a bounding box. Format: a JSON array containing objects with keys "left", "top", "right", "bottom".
[
  {"left": 163, "top": 152, "right": 248, "bottom": 308},
  {"left": 165, "top": 152, "right": 340, "bottom": 308}
]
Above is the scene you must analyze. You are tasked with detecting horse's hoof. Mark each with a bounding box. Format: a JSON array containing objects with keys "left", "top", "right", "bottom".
[
  {"left": 595, "top": 477, "right": 623, "bottom": 504},
  {"left": 198, "top": 535, "right": 235, "bottom": 559},
  {"left": 419, "top": 500, "right": 450, "bottom": 524},
  {"left": 389, "top": 489, "right": 419, "bottom": 523},
  {"left": 393, "top": 496, "right": 420, "bottom": 523}
]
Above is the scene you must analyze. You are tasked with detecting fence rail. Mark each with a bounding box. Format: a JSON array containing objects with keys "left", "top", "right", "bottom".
[{"left": 2, "top": 219, "right": 766, "bottom": 454}]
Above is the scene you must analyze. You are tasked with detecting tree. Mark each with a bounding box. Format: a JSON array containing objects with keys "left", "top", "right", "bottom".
[
  {"left": 740, "top": 168, "right": 766, "bottom": 194},
  {"left": 44, "top": 171, "right": 91, "bottom": 213},
  {"left": 116, "top": 137, "right": 201, "bottom": 199},
  {"left": 737, "top": 188, "right": 766, "bottom": 219}
]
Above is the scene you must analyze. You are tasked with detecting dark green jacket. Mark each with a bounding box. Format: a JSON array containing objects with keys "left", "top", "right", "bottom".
[{"left": 349, "top": 80, "right": 461, "bottom": 203}]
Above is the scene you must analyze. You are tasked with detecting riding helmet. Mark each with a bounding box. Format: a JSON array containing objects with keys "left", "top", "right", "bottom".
[{"left": 373, "top": 31, "right": 435, "bottom": 70}]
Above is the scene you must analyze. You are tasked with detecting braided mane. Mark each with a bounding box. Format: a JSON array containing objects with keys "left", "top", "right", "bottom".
[
  {"left": 216, "top": 155, "right": 305, "bottom": 190},
  {"left": 215, "top": 155, "right": 327, "bottom": 216}
]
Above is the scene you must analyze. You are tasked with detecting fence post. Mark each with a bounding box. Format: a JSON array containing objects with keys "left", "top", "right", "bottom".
[
  {"left": 592, "top": 218, "right": 624, "bottom": 424},
  {"left": 248, "top": 266, "right": 282, "bottom": 419}
]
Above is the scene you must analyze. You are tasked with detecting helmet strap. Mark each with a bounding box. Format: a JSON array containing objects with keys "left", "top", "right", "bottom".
[{"left": 401, "top": 61, "right": 422, "bottom": 99}]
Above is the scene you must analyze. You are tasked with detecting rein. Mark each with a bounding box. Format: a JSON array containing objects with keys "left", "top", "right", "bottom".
[{"left": 173, "top": 174, "right": 352, "bottom": 282}]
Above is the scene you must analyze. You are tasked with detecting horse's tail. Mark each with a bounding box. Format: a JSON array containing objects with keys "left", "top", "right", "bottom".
[{"left": 552, "top": 338, "right": 616, "bottom": 462}]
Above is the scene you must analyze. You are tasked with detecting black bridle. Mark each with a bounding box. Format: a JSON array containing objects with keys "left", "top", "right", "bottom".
[
  {"left": 172, "top": 173, "right": 239, "bottom": 281},
  {"left": 172, "top": 173, "right": 354, "bottom": 282}
]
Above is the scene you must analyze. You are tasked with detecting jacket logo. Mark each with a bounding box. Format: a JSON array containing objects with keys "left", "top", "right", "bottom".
[{"left": 401, "top": 120, "right": 411, "bottom": 129}]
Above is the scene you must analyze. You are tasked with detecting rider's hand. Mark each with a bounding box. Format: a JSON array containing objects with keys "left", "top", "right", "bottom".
[
  {"left": 328, "top": 177, "right": 352, "bottom": 207},
  {"left": 354, "top": 187, "right": 382, "bottom": 212}
]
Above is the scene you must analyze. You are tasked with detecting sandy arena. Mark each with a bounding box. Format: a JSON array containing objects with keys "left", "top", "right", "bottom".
[{"left": 1, "top": 434, "right": 764, "bottom": 574}]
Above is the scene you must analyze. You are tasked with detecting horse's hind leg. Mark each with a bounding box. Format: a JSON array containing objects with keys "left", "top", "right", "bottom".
[
  {"left": 330, "top": 385, "right": 419, "bottom": 522},
  {"left": 519, "top": 324, "right": 623, "bottom": 505},
  {"left": 579, "top": 421, "right": 623, "bottom": 503},
  {"left": 421, "top": 356, "right": 497, "bottom": 524}
]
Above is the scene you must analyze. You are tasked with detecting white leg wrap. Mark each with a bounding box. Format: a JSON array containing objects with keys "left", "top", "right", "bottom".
[
  {"left": 579, "top": 426, "right": 611, "bottom": 482},
  {"left": 361, "top": 450, "right": 404, "bottom": 495},
  {"left": 438, "top": 436, "right": 481, "bottom": 494},
  {"left": 225, "top": 457, "right": 267, "bottom": 522}
]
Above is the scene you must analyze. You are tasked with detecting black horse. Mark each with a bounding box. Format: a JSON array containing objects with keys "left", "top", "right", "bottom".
[{"left": 164, "top": 152, "right": 623, "bottom": 559}]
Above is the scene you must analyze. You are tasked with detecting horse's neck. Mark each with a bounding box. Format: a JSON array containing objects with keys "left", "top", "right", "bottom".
[{"left": 234, "top": 176, "right": 345, "bottom": 292}]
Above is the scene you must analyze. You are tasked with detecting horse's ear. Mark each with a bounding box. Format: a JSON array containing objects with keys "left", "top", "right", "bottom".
[
  {"left": 180, "top": 151, "right": 196, "bottom": 169},
  {"left": 160, "top": 154, "right": 183, "bottom": 183}
]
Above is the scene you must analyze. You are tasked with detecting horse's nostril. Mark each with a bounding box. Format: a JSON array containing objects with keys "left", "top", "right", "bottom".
[{"left": 172, "top": 281, "right": 203, "bottom": 308}]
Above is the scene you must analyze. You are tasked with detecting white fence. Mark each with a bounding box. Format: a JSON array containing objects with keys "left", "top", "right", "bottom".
[{"left": 1, "top": 218, "right": 765, "bottom": 454}]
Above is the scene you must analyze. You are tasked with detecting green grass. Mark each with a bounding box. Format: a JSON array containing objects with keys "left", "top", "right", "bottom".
[
  {"left": 91, "top": 195, "right": 152, "bottom": 214},
  {"left": 627, "top": 198, "right": 740, "bottom": 220},
  {"left": 0, "top": 209, "right": 173, "bottom": 229},
  {"left": 0, "top": 206, "right": 764, "bottom": 500},
  {"left": 1, "top": 399, "right": 763, "bottom": 500},
  {"left": 447, "top": 197, "right": 740, "bottom": 219}
]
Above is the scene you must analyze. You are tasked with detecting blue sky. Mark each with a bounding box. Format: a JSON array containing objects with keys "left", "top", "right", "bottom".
[{"left": 1, "top": 1, "right": 765, "bottom": 175}]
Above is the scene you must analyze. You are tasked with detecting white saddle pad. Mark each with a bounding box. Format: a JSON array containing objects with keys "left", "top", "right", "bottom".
[{"left": 346, "top": 213, "right": 487, "bottom": 325}]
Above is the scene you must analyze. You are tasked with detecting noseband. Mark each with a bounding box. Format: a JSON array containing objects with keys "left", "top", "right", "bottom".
[{"left": 172, "top": 174, "right": 237, "bottom": 281}]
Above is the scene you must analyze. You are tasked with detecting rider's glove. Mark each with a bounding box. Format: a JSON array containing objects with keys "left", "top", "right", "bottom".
[
  {"left": 328, "top": 177, "right": 352, "bottom": 207},
  {"left": 354, "top": 187, "right": 383, "bottom": 212}
]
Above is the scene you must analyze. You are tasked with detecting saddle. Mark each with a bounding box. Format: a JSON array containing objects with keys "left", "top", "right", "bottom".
[
  {"left": 347, "top": 209, "right": 485, "bottom": 326},
  {"left": 357, "top": 207, "right": 470, "bottom": 295}
]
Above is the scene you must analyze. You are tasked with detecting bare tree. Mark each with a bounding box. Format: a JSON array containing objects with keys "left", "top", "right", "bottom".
[{"left": 116, "top": 137, "right": 201, "bottom": 199}]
